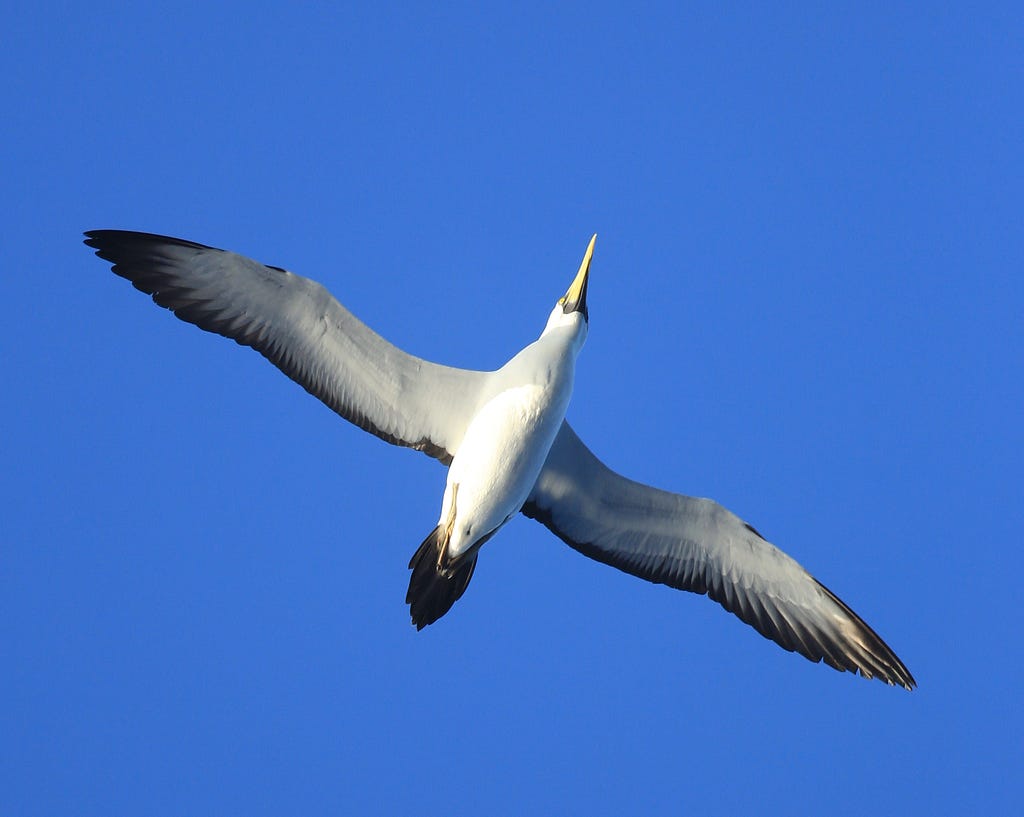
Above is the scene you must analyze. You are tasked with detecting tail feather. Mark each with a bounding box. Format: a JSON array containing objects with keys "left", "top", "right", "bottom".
[{"left": 406, "top": 526, "right": 477, "bottom": 630}]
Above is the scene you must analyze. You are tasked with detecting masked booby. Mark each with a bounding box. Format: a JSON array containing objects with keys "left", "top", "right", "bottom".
[{"left": 84, "top": 230, "right": 915, "bottom": 689}]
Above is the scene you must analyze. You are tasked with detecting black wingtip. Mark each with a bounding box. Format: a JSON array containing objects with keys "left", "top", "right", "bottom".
[
  {"left": 814, "top": 580, "right": 917, "bottom": 690},
  {"left": 406, "top": 527, "right": 477, "bottom": 629},
  {"left": 84, "top": 229, "right": 217, "bottom": 257}
]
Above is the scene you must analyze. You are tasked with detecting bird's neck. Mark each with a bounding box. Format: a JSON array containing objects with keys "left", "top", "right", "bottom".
[{"left": 538, "top": 312, "right": 588, "bottom": 357}]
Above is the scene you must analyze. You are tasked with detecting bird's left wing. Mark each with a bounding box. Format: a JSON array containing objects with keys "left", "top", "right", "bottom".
[
  {"left": 523, "top": 422, "right": 915, "bottom": 689},
  {"left": 85, "top": 230, "right": 489, "bottom": 463}
]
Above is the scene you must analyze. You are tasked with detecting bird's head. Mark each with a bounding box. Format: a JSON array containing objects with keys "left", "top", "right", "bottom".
[{"left": 541, "top": 234, "right": 595, "bottom": 345}]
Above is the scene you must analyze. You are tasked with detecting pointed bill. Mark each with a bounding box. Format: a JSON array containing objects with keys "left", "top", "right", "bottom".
[{"left": 562, "top": 233, "right": 596, "bottom": 315}]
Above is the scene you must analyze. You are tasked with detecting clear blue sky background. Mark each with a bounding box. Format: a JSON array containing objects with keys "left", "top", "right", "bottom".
[{"left": 3, "top": 4, "right": 1021, "bottom": 815}]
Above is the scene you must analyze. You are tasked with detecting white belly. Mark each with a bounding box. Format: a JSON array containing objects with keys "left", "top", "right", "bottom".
[{"left": 440, "top": 382, "right": 568, "bottom": 559}]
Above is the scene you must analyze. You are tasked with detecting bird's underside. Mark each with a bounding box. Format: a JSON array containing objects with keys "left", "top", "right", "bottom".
[{"left": 85, "top": 229, "right": 915, "bottom": 690}]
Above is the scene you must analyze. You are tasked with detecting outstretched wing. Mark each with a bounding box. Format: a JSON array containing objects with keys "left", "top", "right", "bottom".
[
  {"left": 86, "top": 230, "right": 490, "bottom": 463},
  {"left": 524, "top": 423, "right": 915, "bottom": 689}
]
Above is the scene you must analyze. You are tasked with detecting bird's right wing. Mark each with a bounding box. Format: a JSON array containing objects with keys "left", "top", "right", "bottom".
[
  {"left": 85, "top": 230, "right": 489, "bottom": 463},
  {"left": 523, "top": 423, "right": 915, "bottom": 689}
]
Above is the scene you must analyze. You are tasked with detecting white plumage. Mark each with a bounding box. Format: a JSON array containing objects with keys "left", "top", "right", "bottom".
[{"left": 85, "top": 230, "right": 914, "bottom": 689}]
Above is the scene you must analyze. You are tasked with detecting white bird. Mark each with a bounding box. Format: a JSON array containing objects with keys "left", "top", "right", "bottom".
[{"left": 85, "top": 230, "right": 915, "bottom": 689}]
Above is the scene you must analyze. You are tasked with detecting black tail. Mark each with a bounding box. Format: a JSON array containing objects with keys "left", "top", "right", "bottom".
[{"left": 406, "top": 526, "right": 477, "bottom": 630}]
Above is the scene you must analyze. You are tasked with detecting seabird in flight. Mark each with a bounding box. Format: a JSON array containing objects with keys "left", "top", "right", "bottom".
[{"left": 84, "top": 230, "right": 915, "bottom": 689}]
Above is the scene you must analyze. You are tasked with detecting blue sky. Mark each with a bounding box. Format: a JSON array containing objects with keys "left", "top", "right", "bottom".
[{"left": 3, "top": 3, "right": 1021, "bottom": 815}]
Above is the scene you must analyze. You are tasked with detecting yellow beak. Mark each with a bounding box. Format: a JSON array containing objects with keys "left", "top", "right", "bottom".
[{"left": 562, "top": 233, "right": 596, "bottom": 316}]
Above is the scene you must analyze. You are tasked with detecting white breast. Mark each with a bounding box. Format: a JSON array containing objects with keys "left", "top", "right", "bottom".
[{"left": 441, "top": 380, "right": 570, "bottom": 560}]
